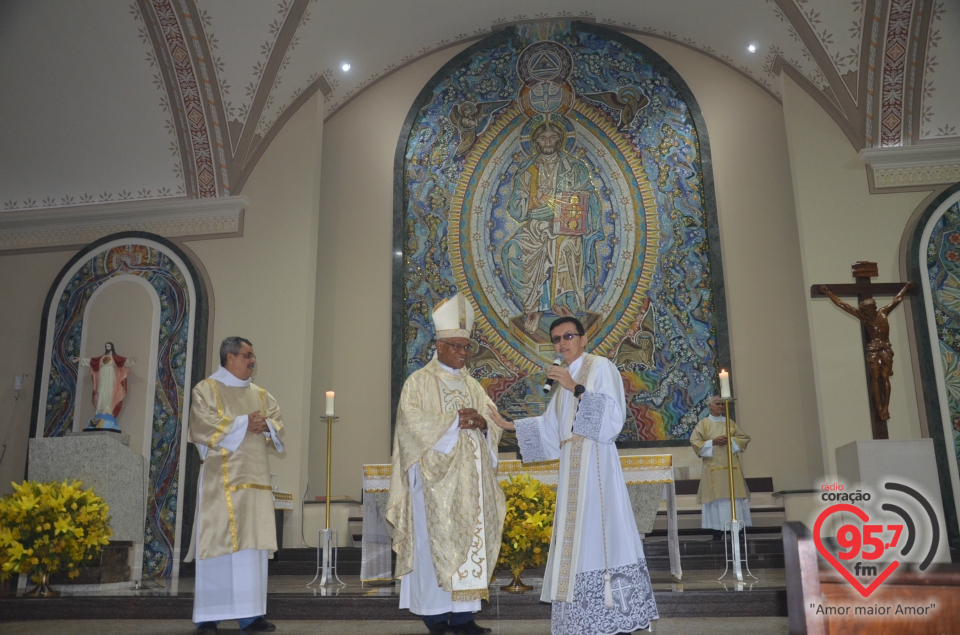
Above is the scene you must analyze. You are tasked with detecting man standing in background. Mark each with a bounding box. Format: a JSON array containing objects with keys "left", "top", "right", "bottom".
[{"left": 691, "top": 395, "right": 751, "bottom": 539}]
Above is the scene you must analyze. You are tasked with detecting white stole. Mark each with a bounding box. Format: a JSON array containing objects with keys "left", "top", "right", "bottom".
[{"left": 547, "top": 354, "right": 599, "bottom": 602}]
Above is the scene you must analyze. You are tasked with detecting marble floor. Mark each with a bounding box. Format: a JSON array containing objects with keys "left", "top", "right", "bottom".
[{"left": 1, "top": 618, "right": 790, "bottom": 634}]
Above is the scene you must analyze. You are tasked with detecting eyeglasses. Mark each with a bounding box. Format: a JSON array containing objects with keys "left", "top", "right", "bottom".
[
  {"left": 551, "top": 332, "right": 582, "bottom": 345},
  {"left": 233, "top": 352, "right": 256, "bottom": 360},
  {"left": 438, "top": 341, "right": 472, "bottom": 353}
]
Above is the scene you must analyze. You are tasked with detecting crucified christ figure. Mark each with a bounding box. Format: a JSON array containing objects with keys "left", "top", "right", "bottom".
[{"left": 819, "top": 282, "right": 914, "bottom": 421}]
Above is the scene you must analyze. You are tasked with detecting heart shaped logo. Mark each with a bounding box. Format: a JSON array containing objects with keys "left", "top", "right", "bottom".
[{"left": 813, "top": 503, "right": 900, "bottom": 597}]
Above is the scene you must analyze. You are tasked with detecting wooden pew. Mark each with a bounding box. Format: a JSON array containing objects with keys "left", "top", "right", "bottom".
[{"left": 783, "top": 521, "right": 960, "bottom": 634}]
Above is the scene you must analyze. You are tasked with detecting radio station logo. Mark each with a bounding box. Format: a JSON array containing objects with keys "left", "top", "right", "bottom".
[{"left": 814, "top": 481, "right": 942, "bottom": 598}]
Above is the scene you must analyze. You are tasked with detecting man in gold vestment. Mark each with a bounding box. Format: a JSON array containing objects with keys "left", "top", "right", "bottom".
[
  {"left": 691, "top": 395, "right": 751, "bottom": 538},
  {"left": 186, "top": 337, "right": 284, "bottom": 634},
  {"left": 387, "top": 293, "right": 506, "bottom": 635}
]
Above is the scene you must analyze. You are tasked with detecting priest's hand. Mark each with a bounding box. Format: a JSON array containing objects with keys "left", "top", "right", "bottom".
[
  {"left": 487, "top": 407, "right": 515, "bottom": 432},
  {"left": 458, "top": 408, "right": 487, "bottom": 431},
  {"left": 247, "top": 412, "right": 268, "bottom": 434},
  {"left": 713, "top": 435, "right": 727, "bottom": 446},
  {"left": 547, "top": 365, "right": 577, "bottom": 392}
]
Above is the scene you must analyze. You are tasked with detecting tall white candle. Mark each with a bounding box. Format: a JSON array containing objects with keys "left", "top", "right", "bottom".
[
  {"left": 719, "top": 369, "right": 731, "bottom": 399},
  {"left": 325, "top": 391, "right": 335, "bottom": 416}
]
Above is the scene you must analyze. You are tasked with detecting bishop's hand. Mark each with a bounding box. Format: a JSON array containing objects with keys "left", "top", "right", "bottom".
[{"left": 458, "top": 408, "right": 487, "bottom": 431}]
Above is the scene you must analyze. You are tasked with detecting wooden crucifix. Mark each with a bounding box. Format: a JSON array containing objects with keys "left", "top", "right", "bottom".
[{"left": 811, "top": 261, "right": 917, "bottom": 440}]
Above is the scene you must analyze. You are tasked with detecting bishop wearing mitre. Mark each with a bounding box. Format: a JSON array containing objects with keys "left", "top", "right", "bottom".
[{"left": 386, "top": 292, "right": 506, "bottom": 635}]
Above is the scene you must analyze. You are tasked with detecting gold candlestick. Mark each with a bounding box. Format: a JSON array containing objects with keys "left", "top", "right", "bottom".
[
  {"left": 724, "top": 399, "right": 737, "bottom": 522},
  {"left": 324, "top": 415, "right": 338, "bottom": 529}
]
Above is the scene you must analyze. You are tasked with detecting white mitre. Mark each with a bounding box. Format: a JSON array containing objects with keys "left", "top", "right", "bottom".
[{"left": 433, "top": 292, "right": 475, "bottom": 340}]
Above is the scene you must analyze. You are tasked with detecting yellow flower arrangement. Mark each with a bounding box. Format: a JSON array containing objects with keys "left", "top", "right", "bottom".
[
  {"left": 0, "top": 479, "right": 112, "bottom": 583},
  {"left": 497, "top": 474, "right": 556, "bottom": 576}
]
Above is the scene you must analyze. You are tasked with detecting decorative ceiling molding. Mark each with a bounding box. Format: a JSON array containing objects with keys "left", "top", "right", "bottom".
[
  {"left": 0, "top": 196, "right": 248, "bottom": 254},
  {"left": 142, "top": 0, "right": 221, "bottom": 198},
  {"left": 859, "top": 141, "right": 960, "bottom": 191},
  {"left": 879, "top": 0, "right": 914, "bottom": 147},
  {"left": 135, "top": 0, "right": 197, "bottom": 198},
  {"left": 136, "top": 0, "right": 325, "bottom": 197}
]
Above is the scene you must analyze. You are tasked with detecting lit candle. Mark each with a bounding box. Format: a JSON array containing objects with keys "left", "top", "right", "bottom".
[
  {"left": 325, "top": 391, "right": 335, "bottom": 416},
  {"left": 719, "top": 369, "right": 731, "bottom": 399}
]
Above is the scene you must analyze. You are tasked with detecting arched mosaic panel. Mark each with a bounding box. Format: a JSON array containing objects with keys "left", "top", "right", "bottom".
[
  {"left": 925, "top": 199, "right": 960, "bottom": 471},
  {"left": 34, "top": 234, "right": 203, "bottom": 579},
  {"left": 393, "top": 22, "right": 728, "bottom": 445}
]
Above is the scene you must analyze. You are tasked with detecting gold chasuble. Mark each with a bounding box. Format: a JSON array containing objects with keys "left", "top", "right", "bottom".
[
  {"left": 386, "top": 357, "right": 506, "bottom": 602},
  {"left": 690, "top": 417, "right": 751, "bottom": 505},
  {"left": 186, "top": 379, "right": 283, "bottom": 561}
]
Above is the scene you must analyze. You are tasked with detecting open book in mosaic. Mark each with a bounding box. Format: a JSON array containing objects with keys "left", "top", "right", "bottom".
[{"left": 397, "top": 22, "right": 725, "bottom": 444}]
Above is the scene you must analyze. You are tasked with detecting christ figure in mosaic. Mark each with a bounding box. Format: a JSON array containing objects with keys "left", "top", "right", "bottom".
[{"left": 503, "top": 121, "right": 602, "bottom": 335}]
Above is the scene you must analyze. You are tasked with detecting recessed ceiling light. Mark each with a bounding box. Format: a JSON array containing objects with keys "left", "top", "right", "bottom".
[
  {"left": 341, "top": 63, "right": 351, "bottom": 72},
  {"left": 747, "top": 44, "right": 757, "bottom": 53}
]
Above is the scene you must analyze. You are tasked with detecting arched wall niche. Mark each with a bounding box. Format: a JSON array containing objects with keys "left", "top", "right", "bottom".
[
  {"left": 28, "top": 231, "right": 209, "bottom": 580},
  {"left": 907, "top": 180, "right": 960, "bottom": 553},
  {"left": 75, "top": 275, "right": 160, "bottom": 463},
  {"left": 392, "top": 21, "right": 729, "bottom": 449}
]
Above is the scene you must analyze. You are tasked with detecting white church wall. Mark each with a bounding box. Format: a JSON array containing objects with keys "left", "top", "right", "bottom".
[
  {"left": 0, "top": 250, "right": 73, "bottom": 496},
  {"left": 188, "top": 92, "right": 324, "bottom": 548},
  {"left": 781, "top": 75, "right": 929, "bottom": 479}
]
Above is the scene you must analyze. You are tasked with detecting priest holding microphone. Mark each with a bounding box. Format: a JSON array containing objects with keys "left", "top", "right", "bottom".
[{"left": 488, "top": 316, "right": 658, "bottom": 635}]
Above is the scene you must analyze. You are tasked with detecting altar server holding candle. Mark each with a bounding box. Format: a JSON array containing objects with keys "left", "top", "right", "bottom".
[
  {"left": 386, "top": 292, "right": 505, "bottom": 635},
  {"left": 691, "top": 395, "right": 752, "bottom": 538}
]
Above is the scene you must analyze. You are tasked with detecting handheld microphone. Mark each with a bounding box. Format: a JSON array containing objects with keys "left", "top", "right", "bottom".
[{"left": 542, "top": 357, "right": 563, "bottom": 394}]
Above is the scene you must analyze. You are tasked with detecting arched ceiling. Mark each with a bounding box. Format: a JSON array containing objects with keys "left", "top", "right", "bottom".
[{"left": 0, "top": 0, "right": 956, "bottom": 214}]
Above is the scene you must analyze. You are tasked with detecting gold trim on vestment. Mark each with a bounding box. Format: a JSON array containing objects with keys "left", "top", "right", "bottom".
[
  {"left": 364, "top": 488, "right": 390, "bottom": 493},
  {"left": 557, "top": 435, "right": 583, "bottom": 598},
  {"left": 206, "top": 379, "right": 232, "bottom": 447},
  {"left": 624, "top": 478, "right": 673, "bottom": 485},
  {"left": 227, "top": 483, "right": 273, "bottom": 492},
  {"left": 555, "top": 354, "right": 595, "bottom": 599},
  {"left": 221, "top": 448, "right": 239, "bottom": 551},
  {"left": 451, "top": 588, "right": 490, "bottom": 602}
]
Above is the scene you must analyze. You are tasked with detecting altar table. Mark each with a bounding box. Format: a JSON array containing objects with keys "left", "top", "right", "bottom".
[{"left": 359, "top": 454, "right": 681, "bottom": 583}]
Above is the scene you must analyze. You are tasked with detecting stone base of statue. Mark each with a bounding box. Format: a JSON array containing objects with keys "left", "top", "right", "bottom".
[{"left": 28, "top": 433, "right": 145, "bottom": 544}]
